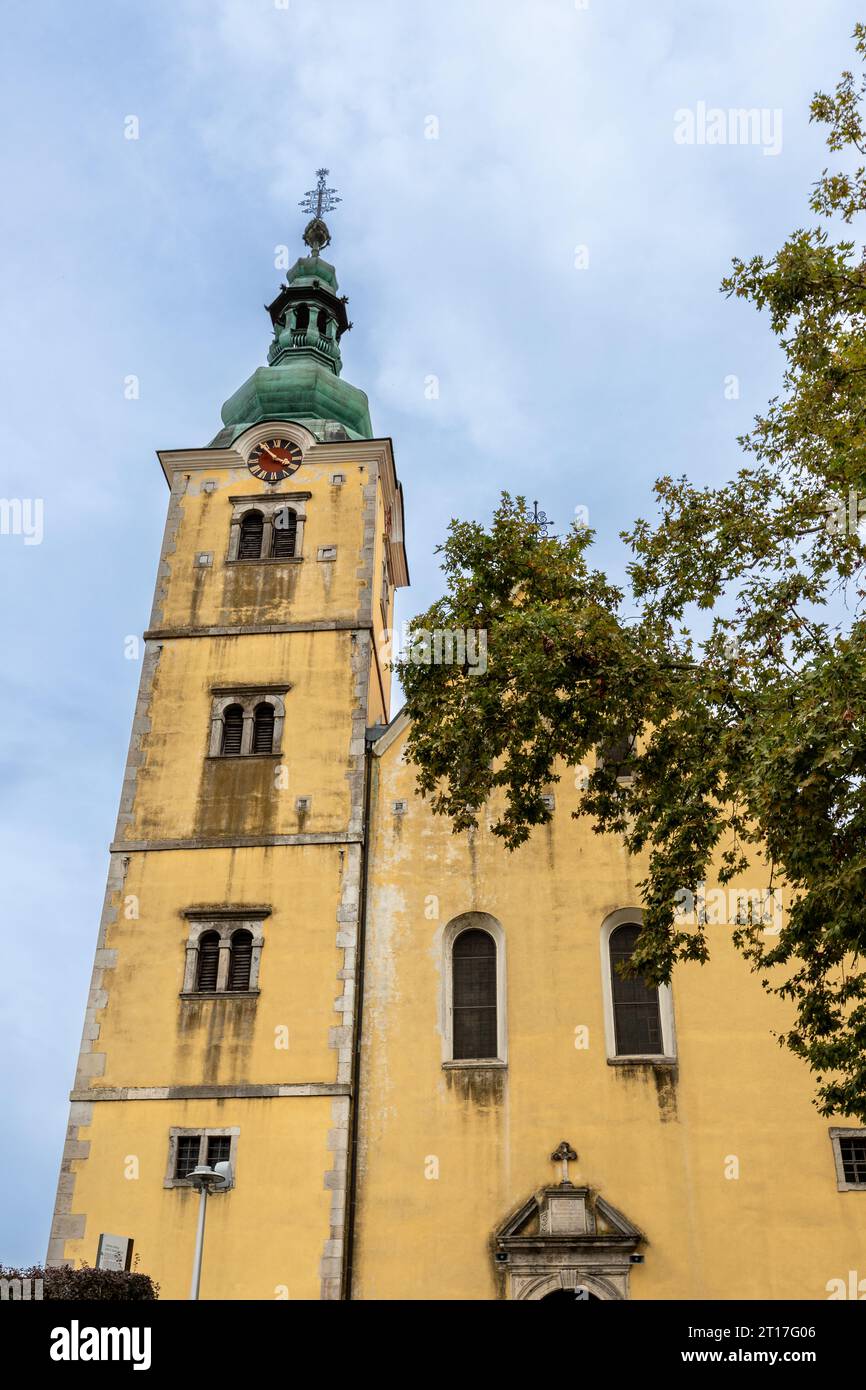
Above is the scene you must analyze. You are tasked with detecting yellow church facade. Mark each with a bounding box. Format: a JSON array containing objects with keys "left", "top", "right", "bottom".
[{"left": 49, "top": 207, "right": 866, "bottom": 1300}]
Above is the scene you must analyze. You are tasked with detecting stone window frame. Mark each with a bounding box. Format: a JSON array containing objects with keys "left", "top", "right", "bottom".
[
  {"left": 829, "top": 1128, "right": 866, "bottom": 1192},
  {"left": 441, "top": 911, "right": 508, "bottom": 1068},
  {"left": 226, "top": 492, "right": 311, "bottom": 563},
  {"left": 181, "top": 908, "right": 269, "bottom": 997},
  {"left": 599, "top": 907, "right": 677, "bottom": 1065},
  {"left": 164, "top": 1126, "right": 240, "bottom": 1188},
  {"left": 208, "top": 688, "right": 287, "bottom": 758}
]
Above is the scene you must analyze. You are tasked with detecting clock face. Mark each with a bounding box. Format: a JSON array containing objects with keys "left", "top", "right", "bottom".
[{"left": 247, "top": 436, "right": 302, "bottom": 484}]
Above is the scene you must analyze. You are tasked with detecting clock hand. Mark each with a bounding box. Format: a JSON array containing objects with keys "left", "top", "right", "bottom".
[{"left": 260, "top": 444, "right": 288, "bottom": 465}]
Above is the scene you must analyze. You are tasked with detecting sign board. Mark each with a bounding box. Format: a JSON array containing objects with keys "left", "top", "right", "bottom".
[{"left": 95, "top": 1233, "right": 133, "bottom": 1272}]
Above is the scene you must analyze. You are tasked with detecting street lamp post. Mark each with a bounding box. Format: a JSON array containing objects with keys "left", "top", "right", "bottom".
[{"left": 187, "top": 1162, "right": 232, "bottom": 1300}]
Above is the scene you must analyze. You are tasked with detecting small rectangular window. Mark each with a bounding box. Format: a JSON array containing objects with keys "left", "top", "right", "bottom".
[
  {"left": 175, "top": 1135, "right": 201, "bottom": 1179},
  {"left": 835, "top": 1132, "right": 866, "bottom": 1188},
  {"left": 207, "top": 1135, "right": 231, "bottom": 1168},
  {"left": 166, "top": 1127, "right": 240, "bottom": 1188}
]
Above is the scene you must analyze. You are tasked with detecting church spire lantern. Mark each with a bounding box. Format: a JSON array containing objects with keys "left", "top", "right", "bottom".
[{"left": 214, "top": 168, "right": 372, "bottom": 446}]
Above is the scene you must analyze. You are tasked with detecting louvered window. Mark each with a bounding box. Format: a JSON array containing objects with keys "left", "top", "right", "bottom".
[
  {"left": 207, "top": 1135, "right": 231, "bottom": 1168},
  {"left": 197, "top": 932, "right": 220, "bottom": 992},
  {"left": 452, "top": 929, "right": 498, "bottom": 1060},
  {"left": 228, "top": 930, "right": 253, "bottom": 991},
  {"left": 175, "top": 1135, "right": 202, "bottom": 1179},
  {"left": 839, "top": 1135, "right": 866, "bottom": 1185},
  {"left": 252, "top": 702, "right": 274, "bottom": 754},
  {"left": 271, "top": 506, "right": 297, "bottom": 558},
  {"left": 610, "top": 924, "right": 663, "bottom": 1055},
  {"left": 221, "top": 704, "right": 244, "bottom": 755},
  {"left": 238, "top": 510, "right": 264, "bottom": 559}
]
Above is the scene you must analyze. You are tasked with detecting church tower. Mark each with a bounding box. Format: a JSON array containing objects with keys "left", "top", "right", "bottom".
[
  {"left": 51, "top": 177, "right": 866, "bottom": 1303},
  {"left": 48, "top": 173, "right": 408, "bottom": 1300}
]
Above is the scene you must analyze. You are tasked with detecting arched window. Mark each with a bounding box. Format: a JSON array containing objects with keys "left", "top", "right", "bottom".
[
  {"left": 197, "top": 932, "right": 220, "bottom": 992},
  {"left": 183, "top": 913, "right": 268, "bottom": 996},
  {"left": 228, "top": 929, "right": 253, "bottom": 991},
  {"left": 316, "top": 308, "right": 328, "bottom": 333},
  {"left": 452, "top": 928, "right": 498, "bottom": 1060},
  {"left": 228, "top": 496, "right": 307, "bottom": 566},
  {"left": 271, "top": 506, "right": 297, "bottom": 558},
  {"left": 293, "top": 303, "right": 309, "bottom": 333},
  {"left": 609, "top": 924, "right": 663, "bottom": 1056},
  {"left": 252, "top": 702, "right": 274, "bottom": 754},
  {"left": 238, "top": 510, "right": 264, "bottom": 560},
  {"left": 211, "top": 693, "right": 286, "bottom": 759},
  {"left": 221, "top": 704, "right": 244, "bottom": 755}
]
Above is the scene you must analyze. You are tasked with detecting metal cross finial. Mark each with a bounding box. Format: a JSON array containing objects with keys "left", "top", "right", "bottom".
[
  {"left": 550, "top": 1140, "right": 578, "bottom": 1186},
  {"left": 299, "top": 168, "right": 342, "bottom": 220},
  {"left": 532, "top": 500, "right": 554, "bottom": 535},
  {"left": 298, "top": 169, "right": 342, "bottom": 255}
]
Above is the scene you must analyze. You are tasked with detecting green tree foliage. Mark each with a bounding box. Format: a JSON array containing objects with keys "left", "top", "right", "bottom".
[
  {"left": 0, "top": 1264, "right": 159, "bottom": 1299},
  {"left": 395, "top": 28, "right": 866, "bottom": 1120}
]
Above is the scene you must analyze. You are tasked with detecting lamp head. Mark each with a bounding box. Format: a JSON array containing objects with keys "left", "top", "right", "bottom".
[
  {"left": 188, "top": 1164, "right": 217, "bottom": 1191},
  {"left": 188, "top": 1160, "right": 233, "bottom": 1192},
  {"left": 213, "top": 1160, "right": 233, "bottom": 1190}
]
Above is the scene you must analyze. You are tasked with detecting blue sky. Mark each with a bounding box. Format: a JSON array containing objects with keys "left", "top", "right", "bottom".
[{"left": 0, "top": 0, "right": 860, "bottom": 1264}]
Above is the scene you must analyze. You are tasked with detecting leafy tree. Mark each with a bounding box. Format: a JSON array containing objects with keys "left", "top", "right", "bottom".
[
  {"left": 0, "top": 1264, "right": 159, "bottom": 1299},
  {"left": 395, "top": 27, "right": 866, "bottom": 1121}
]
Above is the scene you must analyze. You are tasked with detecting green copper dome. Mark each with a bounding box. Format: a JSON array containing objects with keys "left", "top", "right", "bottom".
[{"left": 211, "top": 236, "right": 373, "bottom": 447}]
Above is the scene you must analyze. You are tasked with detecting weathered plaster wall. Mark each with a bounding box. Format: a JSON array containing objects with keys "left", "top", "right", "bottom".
[
  {"left": 49, "top": 429, "right": 401, "bottom": 1300},
  {"left": 353, "top": 725, "right": 865, "bottom": 1300},
  {"left": 60, "top": 1096, "right": 336, "bottom": 1300}
]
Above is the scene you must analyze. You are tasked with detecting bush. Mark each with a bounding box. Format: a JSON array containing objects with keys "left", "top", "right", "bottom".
[{"left": 0, "top": 1264, "right": 159, "bottom": 1300}]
